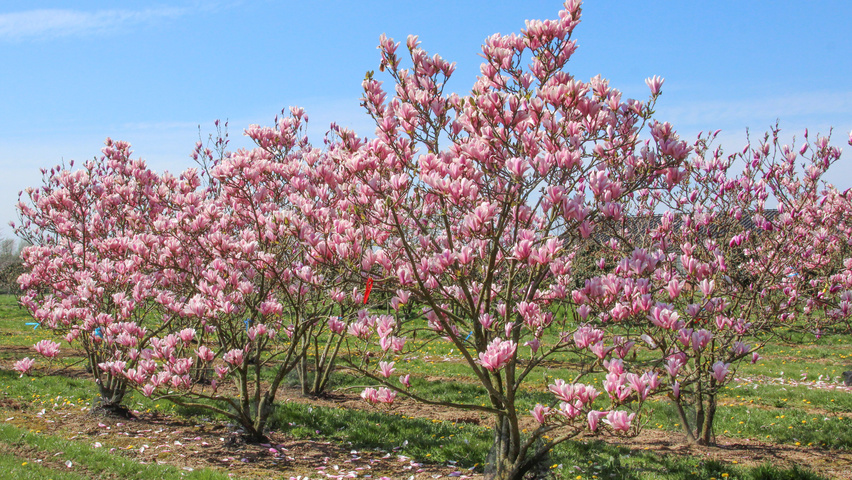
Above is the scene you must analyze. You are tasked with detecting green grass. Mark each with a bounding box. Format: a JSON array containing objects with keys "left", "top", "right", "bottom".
[
  {"left": 271, "top": 401, "right": 493, "bottom": 467},
  {"left": 0, "top": 423, "right": 230, "bottom": 480}
]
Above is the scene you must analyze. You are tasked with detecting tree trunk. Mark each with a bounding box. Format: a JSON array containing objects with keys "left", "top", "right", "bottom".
[
  {"left": 483, "top": 416, "right": 547, "bottom": 480},
  {"left": 485, "top": 415, "right": 514, "bottom": 480},
  {"left": 699, "top": 393, "right": 717, "bottom": 445}
]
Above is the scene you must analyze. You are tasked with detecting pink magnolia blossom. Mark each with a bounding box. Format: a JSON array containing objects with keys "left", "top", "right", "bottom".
[
  {"left": 223, "top": 349, "right": 245, "bottom": 366},
  {"left": 691, "top": 329, "right": 713, "bottom": 352},
  {"left": 665, "top": 353, "right": 686, "bottom": 378},
  {"left": 328, "top": 316, "right": 346, "bottom": 334},
  {"left": 711, "top": 361, "right": 730, "bottom": 383},
  {"left": 14, "top": 357, "right": 35, "bottom": 376},
  {"left": 478, "top": 313, "right": 495, "bottom": 329},
  {"left": 378, "top": 361, "right": 395, "bottom": 378},
  {"left": 33, "top": 339, "right": 61, "bottom": 358},
  {"left": 247, "top": 323, "right": 272, "bottom": 341},
  {"left": 399, "top": 374, "right": 411, "bottom": 388},
  {"left": 178, "top": 328, "right": 196, "bottom": 344},
  {"left": 196, "top": 345, "right": 215, "bottom": 363},
  {"left": 587, "top": 410, "right": 607, "bottom": 432},
  {"left": 589, "top": 341, "right": 612, "bottom": 359},
  {"left": 663, "top": 278, "right": 684, "bottom": 299},
  {"left": 603, "top": 358, "right": 625, "bottom": 376},
  {"left": 645, "top": 75, "right": 664, "bottom": 95},
  {"left": 477, "top": 338, "right": 516, "bottom": 371},
  {"left": 531, "top": 404, "right": 549, "bottom": 424},
  {"left": 648, "top": 304, "right": 681, "bottom": 330},
  {"left": 604, "top": 410, "right": 635, "bottom": 432},
  {"left": 698, "top": 279, "right": 715, "bottom": 297},
  {"left": 360, "top": 387, "right": 396, "bottom": 404},
  {"left": 573, "top": 325, "right": 603, "bottom": 349},
  {"left": 524, "top": 337, "right": 541, "bottom": 354},
  {"left": 731, "top": 341, "right": 750, "bottom": 357}
]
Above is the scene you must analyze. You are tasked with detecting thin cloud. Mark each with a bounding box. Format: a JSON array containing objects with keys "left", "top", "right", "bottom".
[
  {"left": 658, "top": 90, "right": 852, "bottom": 130},
  {"left": 0, "top": 7, "right": 187, "bottom": 41}
]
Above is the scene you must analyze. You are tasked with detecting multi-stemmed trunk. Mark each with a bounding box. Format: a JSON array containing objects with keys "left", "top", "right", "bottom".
[
  {"left": 297, "top": 323, "right": 346, "bottom": 397},
  {"left": 485, "top": 413, "right": 552, "bottom": 480},
  {"left": 672, "top": 389, "right": 718, "bottom": 445}
]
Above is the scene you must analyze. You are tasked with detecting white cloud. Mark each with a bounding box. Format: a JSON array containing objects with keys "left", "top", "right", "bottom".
[{"left": 0, "top": 7, "right": 187, "bottom": 41}]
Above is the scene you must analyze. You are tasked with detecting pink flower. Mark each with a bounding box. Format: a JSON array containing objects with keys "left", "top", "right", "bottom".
[
  {"left": 531, "top": 404, "right": 549, "bottom": 424},
  {"left": 378, "top": 361, "right": 396, "bottom": 378},
  {"left": 649, "top": 304, "right": 680, "bottom": 330},
  {"left": 141, "top": 384, "right": 155, "bottom": 397},
  {"left": 223, "top": 349, "right": 245, "bottom": 366},
  {"left": 642, "top": 371, "right": 661, "bottom": 391},
  {"left": 328, "top": 316, "right": 346, "bottom": 335},
  {"left": 573, "top": 325, "right": 603, "bottom": 349},
  {"left": 589, "top": 341, "right": 612, "bottom": 359},
  {"left": 178, "top": 328, "right": 196, "bottom": 345},
  {"left": 33, "top": 339, "right": 60, "bottom": 358},
  {"left": 677, "top": 328, "right": 692, "bottom": 348},
  {"left": 478, "top": 313, "right": 495, "bottom": 329},
  {"left": 505, "top": 157, "right": 529, "bottom": 180},
  {"left": 751, "top": 352, "right": 761, "bottom": 364},
  {"left": 731, "top": 341, "right": 750, "bottom": 357},
  {"left": 698, "top": 279, "right": 715, "bottom": 297},
  {"left": 361, "top": 387, "right": 396, "bottom": 404},
  {"left": 645, "top": 75, "right": 664, "bottom": 95},
  {"left": 14, "top": 357, "right": 35, "bottom": 376},
  {"left": 587, "top": 410, "right": 607, "bottom": 431},
  {"left": 399, "top": 374, "right": 411, "bottom": 388},
  {"left": 376, "top": 387, "right": 396, "bottom": 404},
  {"left": 524, "top": 337, "right": 541, "bottom": 354},
  {"left": 247, "top": 323, "right": 270, "bottom": 341},
  {"left": 603, "top": 358, "right": 624, "bottom": 375},
  {"left": 665, "top": 353, "right": 686, "bottom": 378},
  {"left": 691, "top": 329, "right": 713, "bottom": 352},
  {"left": 196, "top": 345, "right": 215, "bottom": 363},
  {"left": 347, "top": 319, "right": 371, "bottom": 340},
  {"left": 626, "top": 373, "right": 649, "bottom": 401},
  {"left": 390, "top": 336, "right": 406, "bottom": 353},
  {"left": 477, "top": 338, "right": 516, "bottom": 371},
  {"left": 664, "top": 278, "right": 684, "bottom": 300},
  {"left": 604, "top": 410, "right": 635, "bottom": 432},
  {"left": 549, "top": 379, "right": 598, "bottom": 405},
  {"left": 711, "top": 361, "right": 730, "bottom": 383}
]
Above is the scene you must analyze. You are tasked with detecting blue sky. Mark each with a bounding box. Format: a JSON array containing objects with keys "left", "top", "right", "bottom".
[{"left": 1, "top": 0, "right": 850, "bottom": 237}]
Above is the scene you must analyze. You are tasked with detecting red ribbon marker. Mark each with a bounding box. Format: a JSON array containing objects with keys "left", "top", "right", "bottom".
[{"left": 363, "top": 278, "right": 374, "bottom": 304}]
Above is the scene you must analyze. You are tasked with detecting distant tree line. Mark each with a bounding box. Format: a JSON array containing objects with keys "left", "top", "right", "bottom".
[{"left": 0, "top": 238, "right": 25, "bottom": 295}]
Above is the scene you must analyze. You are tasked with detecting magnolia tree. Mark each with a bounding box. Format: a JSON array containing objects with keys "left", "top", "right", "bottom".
[
  {"left": 15, "top": 140, "right": 172, "bottom": 413},
  {"left": 575, "top": 128, "right": 852, "bottom": 445},
  {"left": 131, "top": 111, "right": 374, "bottom": 441},
  {"left": 779, "top": 131, "right": 852, "bottom": 335},
  {"left": 331, "top": 2, "right": 693, "bottom": 478}
]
